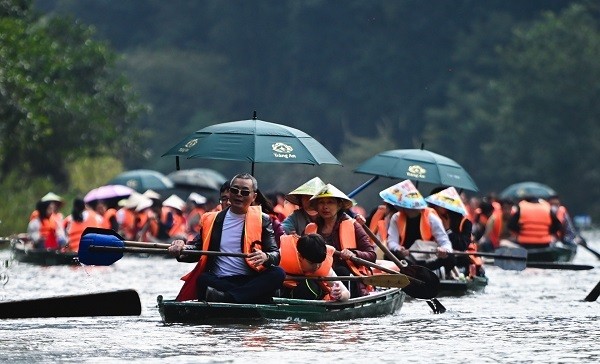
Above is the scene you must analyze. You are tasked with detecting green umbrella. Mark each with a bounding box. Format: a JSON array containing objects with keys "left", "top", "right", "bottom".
[
  {"left": 353, "top": 148, "right": 478, "bottom": 193},
  {"left": 499, "top": 181, "right": 556, "bottom": 200},
  {"left": 108, "top": 169, "right": 174, "bottom": 193},
  {"left": 162, "top": 112, "right": 342, "bottom": 175}
]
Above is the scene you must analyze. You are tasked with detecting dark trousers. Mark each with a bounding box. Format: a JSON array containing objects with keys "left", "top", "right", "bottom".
[{"left": 196, "top": 266, "right": 285, "bottom": 304}]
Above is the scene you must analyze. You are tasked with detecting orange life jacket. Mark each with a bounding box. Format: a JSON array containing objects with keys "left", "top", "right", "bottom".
[
  {"left": 101, "top": 208, "right": 118, "bottom": 230},
  {"left": 279, "top": 234, "right": 335, "bottom": 298},
  {"left": 161, "top": 206, "right": 187, "bottom": 238},
  {"left": 64, "top": 210, "right": 101, "bottom": 252},
  {"left": 516, "top": 200, "right": 553, "bottom": 245},
  {"left": 39, "top": 217, "right": 60, "bottom": 249},
  {"left": 117, "top": 208, "right": 137, "bottom": 240},
  {"left": 137, "top": 209, "right": 159, "bottom": 240},
  {"left": 554, "top": 205, "right": 567, "bottom": 239},
  {"left": 395, "top": 208, "right": 435, "bottom": 246},
  {"left": 310, "top": 219, "right": 371, "bottom": 278},
  {"left": 369, "top": 205, "right": 387, "bottom": 245},
  {"left": 467, "top": 242, "right": 483, "bottom": 278},
  {"left": 488, "top": 211, "right": 504, "bottom": 249},
  {"left": 176, "top": 206, "right": 264, "bottom": 301}
]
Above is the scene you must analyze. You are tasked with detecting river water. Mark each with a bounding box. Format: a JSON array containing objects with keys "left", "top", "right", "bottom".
[{"left": 1, "top": 232, "right": 599, "bottom": 364}]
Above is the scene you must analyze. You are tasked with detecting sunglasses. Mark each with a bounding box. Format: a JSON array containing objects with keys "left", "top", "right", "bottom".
[{"left": 229, "top": 187, "right": 253, "bottom": 197}]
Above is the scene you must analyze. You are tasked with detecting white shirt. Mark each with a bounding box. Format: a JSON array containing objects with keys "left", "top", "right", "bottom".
[{"left": 212, "top": 209, "right": 253, "bottom": 277}]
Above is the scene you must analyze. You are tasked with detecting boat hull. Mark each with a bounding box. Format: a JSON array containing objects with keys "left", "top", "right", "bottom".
[
  {"left": 526, "top": 244, "right": 577, "bottom": 263},
  {"left": 157, "top": 288, "right": 405, "bottom": 324},
  {"left": 437, "top": 276, "right": 489, "bottom": 297},
  {"left": 10, "top": 239, "right": 78, "bottom": 266}
]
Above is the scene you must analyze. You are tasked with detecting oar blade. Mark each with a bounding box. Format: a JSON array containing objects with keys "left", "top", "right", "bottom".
[
  {"left": 492, "top": 247, "right": 528, "bottom": 271},
  {"left": 400, "top": 265, "right": 440, "bottom": 299},
  {"left": 365, "top": 274, "right": 411, "bottom": 288},
  {"left": 0, "top": 289, "right": 141, "bottom": 319},
  {"left": 78, "top": 232, "right": 125, "bottom": 265}
]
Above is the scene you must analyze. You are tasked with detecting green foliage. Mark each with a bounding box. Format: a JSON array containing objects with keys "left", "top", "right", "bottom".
[
  {"left": 0, "top": 2, "right": 147, "bottom": 185},
  {"left": 66, "top": 156, "right": 123, "bottom": 195},
  {"left": 0, "top": 172, "right": 57, "bottom": 235},
  {"left": 425, "top": 3, "right": 600, "bottom": 217}
]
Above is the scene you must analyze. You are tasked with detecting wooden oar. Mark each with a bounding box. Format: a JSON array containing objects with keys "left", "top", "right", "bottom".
[
  {"left": 584, "top": 280, "right": 600, "bottom": 302},
  {"left": 78, "top": 227, "right": 248, "bottom": 265},
  {"left": 576, "top": 235, "right": 600, "bottom": 260},
  {"left": 525, "top": 262, "right": 594, "bottom": 270},
  {"left": 0, "top": 289, "right": 141, "bottom": 319},
  {"left": 285, "top": 274, "right": 410, "bottom": 289},
  {"left": 342, "top": 225, "right": 441, "bottom": 301},
  {"left": 409, "top": 247, "right": 528, "bottom": 271}
]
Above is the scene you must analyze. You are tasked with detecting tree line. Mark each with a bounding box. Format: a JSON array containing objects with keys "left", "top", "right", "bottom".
[{"left": 1, "top": 0, "right": 599, "bottom": 234}]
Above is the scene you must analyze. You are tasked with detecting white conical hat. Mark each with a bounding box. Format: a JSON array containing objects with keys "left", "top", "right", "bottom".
[
  {"left": 135, "top": 196, "right": 154, "bottom": 212},
  {"left": 425, "top": 186, "right": 467, "bottom": 215},
  {"left": 285, "top": 177, "right": 326, "bottom": 206},
  {"left": 143, "top": 189, "right": 161, "bottom": 200},
  {"left": 124, "top": 192, "right": 144, "bottom": 209},
  {"left": 309, "top": 183, "right": 354, "bottom": 210},
  {"left": 162, "top": 194, "right": 186, "bottom": 211},
  {"left": 41, "top": 192, "right": 64, "bottom": 203},
  {"left": 187, "top": 192, "right": 207, "bottom": 205},
  {"left": 379, "top": 180, "right": 427, "bottom": 210}
]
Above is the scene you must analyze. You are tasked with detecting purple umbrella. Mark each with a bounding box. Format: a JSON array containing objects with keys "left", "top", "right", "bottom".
[{"left": 84, "top": 185, "right": 135, "bottom": 203}]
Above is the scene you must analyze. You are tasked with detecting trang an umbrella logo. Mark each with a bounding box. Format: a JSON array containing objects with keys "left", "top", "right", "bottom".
[
  {"left": 272, "top": 142, "right": 296, "bottom": 159},
  {"left": 178, "top": 138, "right": 198, "bottom": 153},
  {"left": 407, "top": 165, "right": 426, "bottom": 179}
]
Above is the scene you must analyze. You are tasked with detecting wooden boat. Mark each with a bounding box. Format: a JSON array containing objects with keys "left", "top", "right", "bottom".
[
  {"left": 10, "top": 238, "right": 79, "bottom": 266},
  {"left": 526, "top": 243, "right": 577, "bottom": 263},
  {"left": 157, "top": 287, "right": 406, "bottom": 324},
  {"left": 437, "top": 275, "right": 489, "bottom": 297}
]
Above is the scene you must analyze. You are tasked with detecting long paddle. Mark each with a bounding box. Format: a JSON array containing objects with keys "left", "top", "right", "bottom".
[
  {"left": 349, "top": 225, "right": 441, "bottom": 303},
  {"left": 0, "top": 289, "right": 141, "bottom": 319},
  {"left": 285, "top": 274, "right": 410, "bottom": 289},
  {"left": 576, "top": 235, "right": 600, "bottom": 260},
  {"left": 78, "top": 227, "right": 248, "bottom": 265},
  {"left": 409, "top": 247, "right": 528, "bottom": 271},
  {"left": 525, "top": 262, "right": 594, "bottom": 270},
  {"left": 584, "top": 280, "right": 600, "bottom": 302}
]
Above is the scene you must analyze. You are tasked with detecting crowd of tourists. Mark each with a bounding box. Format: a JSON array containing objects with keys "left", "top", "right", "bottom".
[{"left": 26, "top": 172, "right": 576, "bottom": 304}]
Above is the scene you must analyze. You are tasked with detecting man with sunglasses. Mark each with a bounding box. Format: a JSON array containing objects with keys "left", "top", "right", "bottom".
[{"left": 169, "top": 173, "right": 285, "bottom": 304}]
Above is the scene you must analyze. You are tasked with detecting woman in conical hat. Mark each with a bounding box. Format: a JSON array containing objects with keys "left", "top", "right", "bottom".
[
  {"left": 425, "top": 186, "right": 476, "bottom": 277},
  {"left": 309, "top": 183, "right": 376, "bottom": 297},
  {"left": 380, "top": 180, "right": 453, "bottom": 271},
  {"left": 281, "top": 177, "right": 326, "bottom": 235}
]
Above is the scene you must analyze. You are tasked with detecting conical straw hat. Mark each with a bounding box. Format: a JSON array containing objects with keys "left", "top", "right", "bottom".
[
  {"left": 285, "top": 177, "right": 326, "bottom": 206},
  {"left": 135, "top": 196, "right": 154, "bottom": 212},
  {"left": 41, "top": 192, "right": 64, "bottom": 203},
  {"left": 309, "top": 183, "right": 354, "bottom": 210},
  {"left": 143, "top": 189, "right": 161, "bottom": 200},
  {"left": 425, "top": 186, "right": 467, "bottom": 215},
  {"left": 124, "top": 192, "right": 144, "bottom": 209},
  {"left": 379, "top": 180, "right": 427, "bottom": 210},
  {"left": 162, "top": 194, "right": 186, "bottom": 211},
  {"left": 187, "top": 192, "right": 207, "bottom": 205}
]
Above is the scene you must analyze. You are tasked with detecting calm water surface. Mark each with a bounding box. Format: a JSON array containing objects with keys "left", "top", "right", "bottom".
[{"left": 1, "top": 232, "right": 599, "bottom": 363}]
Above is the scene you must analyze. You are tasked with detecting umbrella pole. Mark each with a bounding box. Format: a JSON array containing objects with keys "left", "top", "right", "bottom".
[
  {"left": 251, "top": 162, "right": 255, "bottom": 176},
  {"left": 348, "top": 176, "right": 379, "bottom": 198}
]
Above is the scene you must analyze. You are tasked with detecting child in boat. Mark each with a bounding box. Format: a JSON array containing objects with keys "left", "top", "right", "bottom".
[{"left": 279, "top": 233, "right": 350, "bottom": 302}]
